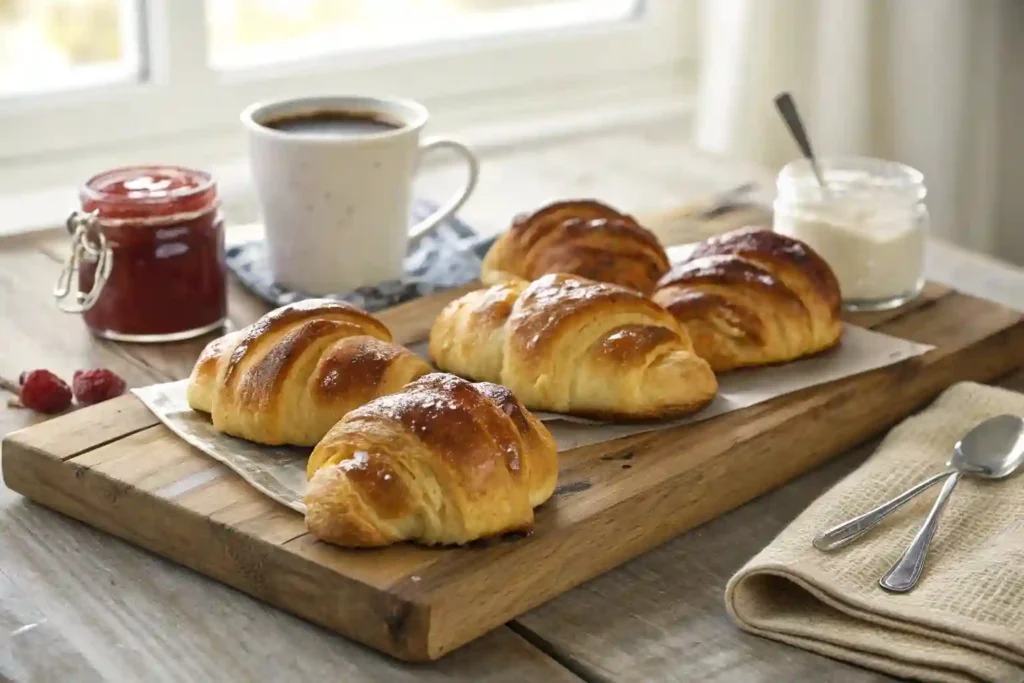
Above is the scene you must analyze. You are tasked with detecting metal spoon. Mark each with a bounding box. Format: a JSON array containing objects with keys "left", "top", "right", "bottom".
[
  {"left": 879, "top": 414, "right": 1024, "bottom": 592},
  {"left": 698, "top": 182, "right": 757, "bottom": 220},
  {"left": 773, "top": 91, "right": 829, "bottom": 195},
  {"left": 814, "top": 415, "right": 1024, "bottom": 559}
]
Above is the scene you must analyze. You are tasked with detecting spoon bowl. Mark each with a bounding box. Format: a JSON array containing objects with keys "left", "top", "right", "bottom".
[{"left": 949, "top": 413, "right": 1024, "bottom": 477}]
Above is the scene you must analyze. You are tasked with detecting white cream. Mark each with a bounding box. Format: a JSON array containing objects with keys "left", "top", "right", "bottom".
[{"left": 773, "top": 161, "right": 928, "bottom": 310}]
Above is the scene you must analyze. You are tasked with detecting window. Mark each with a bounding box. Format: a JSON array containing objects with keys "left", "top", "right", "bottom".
[
  {"left": 0, "top": 0, "right": 142, "bottom": 97},
  {"left": 206, "top": 0, "right": 642, "bottom": 70},
  {"left": 0, "top": 0, "right": 696, "bottom": 192}
]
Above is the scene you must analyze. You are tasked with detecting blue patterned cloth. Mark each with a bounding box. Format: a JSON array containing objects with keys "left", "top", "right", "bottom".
[{"left": 226, "top": 199, "right": 496, "bottom": 313}]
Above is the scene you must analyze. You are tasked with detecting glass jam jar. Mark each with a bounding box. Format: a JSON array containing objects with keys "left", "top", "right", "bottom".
[
  {"left": 54, "top": 165, "right": 228, "bottom": 342},
  {"left": 772, "top": 156, "right": 929, "bottom": 311}
]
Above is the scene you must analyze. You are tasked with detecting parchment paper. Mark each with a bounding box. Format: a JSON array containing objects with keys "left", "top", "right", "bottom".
[
  {"left": 133, "top": 324, "right": 932, "bottom": 514},
  {"left": 406, "top": 325, "right": 932, "bottom": 436},
  {"left": 133, "top": 383, "right": 310, "bottom": 512}
]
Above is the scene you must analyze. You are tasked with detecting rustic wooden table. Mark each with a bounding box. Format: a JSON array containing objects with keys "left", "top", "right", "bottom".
[{"left": 2, "top": 122, "right": 1023, "bottom": 682}]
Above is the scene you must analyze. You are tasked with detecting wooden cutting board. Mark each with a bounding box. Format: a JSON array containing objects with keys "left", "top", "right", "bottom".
[{"left": 3, "top": 280, "right": 1023, "bottom": 662}]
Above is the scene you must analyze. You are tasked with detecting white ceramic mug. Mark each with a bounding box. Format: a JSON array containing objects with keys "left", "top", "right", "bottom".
[{"left": 241, "top": 95, "right": 479, "bottom": 295}]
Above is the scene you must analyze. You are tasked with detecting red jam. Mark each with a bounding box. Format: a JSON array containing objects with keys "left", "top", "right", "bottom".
[{"left": 75, "top": 165, "right": 228, "bottom": 342}]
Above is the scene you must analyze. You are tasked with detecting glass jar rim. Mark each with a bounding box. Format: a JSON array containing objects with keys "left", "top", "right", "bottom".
[
  {"left": 778, "top": 155, "right": 926, "bottom": 199},
  {"left": 80, "top": 164, "right": 215, "bottom": 205},
  {"left": 79, "top": 164, "right": 219, "bottom": 228}
]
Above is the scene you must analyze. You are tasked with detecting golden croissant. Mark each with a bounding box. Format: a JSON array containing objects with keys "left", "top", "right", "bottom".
[
  {"left": 304, "top": 372, "right": 559, "bottom": 547},
  {"left": 187, "top": 299, "right": 431, "bottom": 447},
  {"left": 652, "top": 226, "right": 844, "bottom": 372},
  {"left": 429, "top": 273, "right": 718, "bottom": 420},
  {"left": 481, "top": 199, "right": 671, "bottom": 295}
]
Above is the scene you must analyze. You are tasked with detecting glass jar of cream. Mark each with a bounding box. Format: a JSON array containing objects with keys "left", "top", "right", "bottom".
[{"left": 773, "top": 157, "right": 928, "bottom": 311}]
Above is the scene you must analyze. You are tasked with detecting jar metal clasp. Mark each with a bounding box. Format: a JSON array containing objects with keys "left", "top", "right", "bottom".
[{"left": 53, "top": 210, "right": 112, "bottom": 313}]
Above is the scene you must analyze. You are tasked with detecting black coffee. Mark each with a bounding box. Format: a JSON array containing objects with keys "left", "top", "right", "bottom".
[{"left": 263, "top": 110, "right": 401, "bottom": 137}]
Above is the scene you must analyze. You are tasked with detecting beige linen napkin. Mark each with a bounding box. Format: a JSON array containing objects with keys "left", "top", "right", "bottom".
[{"left": 725, "top": 381, "right": 1024, "bottom": 683}]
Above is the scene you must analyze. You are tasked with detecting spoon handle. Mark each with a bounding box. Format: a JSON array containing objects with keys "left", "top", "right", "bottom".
[
  {"left": 698, "top": 182, "right": 757, "bottom": 220},
  {"left": 773, "top": 92, "right": 828, "bottom": 192},
  {"left": 880, "top": 471, "right": 963, "bottom": 593},
  {"left": 812, "top": 469, "right": 955, "bottom": 551}
]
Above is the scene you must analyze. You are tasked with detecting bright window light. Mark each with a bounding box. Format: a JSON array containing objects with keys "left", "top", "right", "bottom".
[
  {"left": 0, "top": 0, "right": 142, "bottom": 98},
  {"left": 204, "top": 0, "right": 642, "bottom": 70}
]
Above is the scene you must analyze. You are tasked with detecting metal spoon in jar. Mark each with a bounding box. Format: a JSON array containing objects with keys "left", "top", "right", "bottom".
[
  {"left": 773, "top": 91, "right": 829, "bottom": 197},
  {"left": 813, "top": 415, "right": 1024, "bottom": 583}
]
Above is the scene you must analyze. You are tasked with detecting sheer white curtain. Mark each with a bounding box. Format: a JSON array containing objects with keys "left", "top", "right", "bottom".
[{"left": 691, "top": 0, "right": 1022, "bottom": 264}]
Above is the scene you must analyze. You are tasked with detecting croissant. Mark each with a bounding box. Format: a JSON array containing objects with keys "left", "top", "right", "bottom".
[
  {"left": 428, "top": 273, "right": 718, "bottom": 420},
  {"left": 304, "top": 372, "right": 558, "bottom": 547},
  {"left": 652, "top": 226, "right": 843, "bottom": 372},
  {"left": 187, "top": 299, "right": 431, "bottom": 447},
  {"left": 480, "top": 200, "right": 671, "bottom": 295}
]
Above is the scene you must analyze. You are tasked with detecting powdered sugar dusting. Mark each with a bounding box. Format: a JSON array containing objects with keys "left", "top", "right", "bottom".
[{"left": 338, "top": 450, "right": 372, "bottom": 472}]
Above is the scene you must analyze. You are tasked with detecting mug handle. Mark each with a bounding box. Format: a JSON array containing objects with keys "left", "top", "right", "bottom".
[{"left": 408, "top": 138, "right": 480, "bottom": 245}]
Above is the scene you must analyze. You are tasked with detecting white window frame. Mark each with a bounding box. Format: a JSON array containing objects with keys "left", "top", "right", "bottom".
[{"left": 0, "top": 0, "right": 697, "bottom": 194}]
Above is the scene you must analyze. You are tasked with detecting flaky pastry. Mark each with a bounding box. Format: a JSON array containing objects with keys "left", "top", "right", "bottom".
[
  {"left": 187, "top": 299, "right": 430, "bottom": 446},
  {"left": 429, "top": 273, "right": 718, "bottom": 420},
  {"left": 652, "top": 226, "right": 843, "bottom": 371},
  {"left": 304, "top": 373, "right": 558, "bottom": 547},
  {"left": 481, "top": 200, "right": 671, "bottom": 295}
]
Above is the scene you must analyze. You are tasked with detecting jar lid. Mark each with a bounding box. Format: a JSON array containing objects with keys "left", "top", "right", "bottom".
[{"left": 80, "top": 165, "right": 218, "bottom": 224}]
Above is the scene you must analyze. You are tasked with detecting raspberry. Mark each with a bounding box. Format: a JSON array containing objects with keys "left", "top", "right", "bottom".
[
  {"left": 72, "top": 368, "right": 127, "bottom": 406},
  {"left": 19, "top": 370, "right": 73, "bottom": 414}
]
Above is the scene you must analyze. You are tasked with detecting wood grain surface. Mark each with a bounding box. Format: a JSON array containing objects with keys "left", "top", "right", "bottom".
[
  {"left": 4, "top": 277, "right": 1023, "bottom": 663},
  {"left": 2, "top": 123, "right": 1023, "bottom": 681},
  {"left": 514, "top": 366, "right": 1024, "bottom": 683}
]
